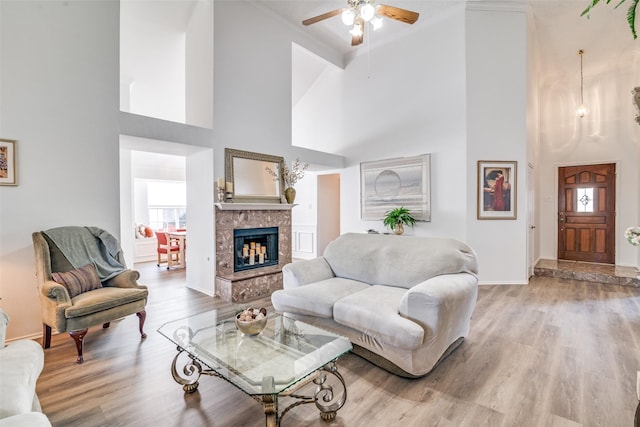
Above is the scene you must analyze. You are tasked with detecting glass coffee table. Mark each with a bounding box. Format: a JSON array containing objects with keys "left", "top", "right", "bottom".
[{"left": 158, "top": 306, "right": 352, "bottom": 427}]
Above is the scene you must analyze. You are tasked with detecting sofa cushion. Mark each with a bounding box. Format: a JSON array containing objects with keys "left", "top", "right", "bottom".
[
  {"left": 271, "top": 278, "right": 370, "bottom": 318},
  {"left": 333, "top": 285, "right": 424, "bottom": 350},
  {"left": 0, "top": 340, "right": 44, "bottom": 419},
  {"left": 52, "top": 263, "right": 102, "bottom": 298}
]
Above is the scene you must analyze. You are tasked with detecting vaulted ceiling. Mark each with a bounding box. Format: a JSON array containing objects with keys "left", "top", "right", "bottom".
[{"left": 259, "top": 0, "right": 639, "bottom": 83}]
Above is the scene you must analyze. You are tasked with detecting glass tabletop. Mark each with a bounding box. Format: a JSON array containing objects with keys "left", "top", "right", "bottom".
[{"left": 158, "top": 306, "right": 352, "bottom": 396}]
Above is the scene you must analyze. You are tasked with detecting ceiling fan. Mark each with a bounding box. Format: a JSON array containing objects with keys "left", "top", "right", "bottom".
[{"left": 302, "top": 0, "right": 419, "bottom": 47}]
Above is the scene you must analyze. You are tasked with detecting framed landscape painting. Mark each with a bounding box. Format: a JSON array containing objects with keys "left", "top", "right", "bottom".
[
  {"left": 477, "top": 160, "right": 517, "bottom": 220},
  {"left": 360, "top": 154, "right": 430, "bottom": 221},
  {"left": 0, "top": 139, "right": 17, "bottom": 186}
]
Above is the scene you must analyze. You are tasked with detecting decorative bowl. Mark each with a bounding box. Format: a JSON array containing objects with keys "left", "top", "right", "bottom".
[{"left": 235, "top": 312, "right": 267, "bottom": 336}]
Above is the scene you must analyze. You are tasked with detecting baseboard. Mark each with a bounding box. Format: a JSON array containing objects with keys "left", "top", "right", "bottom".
[
  {"left": 5, "top": 331, "right": 48, "bottom": 344},
  {"left": 478, "top": 280, "right": 528, "bottom": 285}
]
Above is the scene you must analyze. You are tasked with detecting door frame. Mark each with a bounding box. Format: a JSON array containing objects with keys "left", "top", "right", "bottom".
[{"left": 554, "top": 160, "right": 620, "bottom": 264}]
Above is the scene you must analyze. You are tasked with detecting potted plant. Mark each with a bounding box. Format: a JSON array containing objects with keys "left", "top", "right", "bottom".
[{"left": 383, "top": 207, "right": 416, "bottom": 235}]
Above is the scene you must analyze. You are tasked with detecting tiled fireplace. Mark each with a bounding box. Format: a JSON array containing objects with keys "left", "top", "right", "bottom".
[{"left": 215, "top": 203, "right": 293, "bottom": 302}]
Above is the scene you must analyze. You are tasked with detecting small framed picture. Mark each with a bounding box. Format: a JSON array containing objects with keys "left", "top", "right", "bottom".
[
  {"left": 477, "top": 160, "right": 516, "bottom": 220},
  {"left": 0, "top": 139, "right": 17, "bottom": 186}
]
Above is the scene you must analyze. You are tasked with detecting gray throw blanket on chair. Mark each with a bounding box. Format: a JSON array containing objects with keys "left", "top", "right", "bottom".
[{"left": 43, "top": 226, "right": 127, "bottom": 281}]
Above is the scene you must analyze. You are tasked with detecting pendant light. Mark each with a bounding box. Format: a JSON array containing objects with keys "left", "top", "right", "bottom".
[{"left": 576, "top": 49, "right": 589, "bottom": 118}]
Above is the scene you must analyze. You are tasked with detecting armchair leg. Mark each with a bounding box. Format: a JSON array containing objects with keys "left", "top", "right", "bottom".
[
  {"left": 43, "top": 324, "right": 52, "bottom": 349},
  {"left": 137, "top": 311, "right": 147, "bottom": 339},
  {"left": 69, "top": 329, "right": 88, "bottom": 364}
]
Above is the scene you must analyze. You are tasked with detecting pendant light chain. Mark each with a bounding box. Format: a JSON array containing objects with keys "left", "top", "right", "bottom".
[
  {"left": 579, "top": 49, "right": 584, "bottom": 105},
  {"left": 576, "top": 49, "right": 588, "bottom": 118}
]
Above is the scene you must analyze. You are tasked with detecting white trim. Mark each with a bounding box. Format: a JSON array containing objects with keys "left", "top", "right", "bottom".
[
  {"left": 215, "top": 203, "right": 296, "bottom": 211},
  {"left": 465, "top": 1, "right": 530, "bottom": 13}
]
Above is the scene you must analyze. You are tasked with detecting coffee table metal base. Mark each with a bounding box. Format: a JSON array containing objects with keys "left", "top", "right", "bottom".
[{"left": 169, "top": 346, "right": 348, "bottom": 426}]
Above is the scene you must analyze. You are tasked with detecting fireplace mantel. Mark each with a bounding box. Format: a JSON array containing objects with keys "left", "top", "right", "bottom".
[{"left": 214, "top": 203, "right": 295, "bottom": 211}]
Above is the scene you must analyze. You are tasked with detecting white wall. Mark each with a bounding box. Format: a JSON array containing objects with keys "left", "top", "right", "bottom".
[
  {"left": 295, "top": 5, "right": 469, "bottom": 241},
  {"left": 184, "top": 148, "right": 215, "bottom": 296},
  {"left": 0, "top": 0, "right": 121, "bottom": 339},
  {"left": 185, "top": 0, "right": 214, "bottom": 129},
  {"left": 211, "top": 1, "right": 345, "bottom": 177},
  {"left": 292, "top": 52, "right": 343, "bottom": 155},
  {"left": 465, "top": 5, "right": 531, "bottom": 284}
]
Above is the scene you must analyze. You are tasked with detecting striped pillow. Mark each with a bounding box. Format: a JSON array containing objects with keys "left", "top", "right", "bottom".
[{"left": 52, "top": 263, "right": 102, "bottom": 298}]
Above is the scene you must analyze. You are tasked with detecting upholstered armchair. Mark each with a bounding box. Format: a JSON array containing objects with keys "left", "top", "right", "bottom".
[{"left": 32, "top": 226, "right": 148, "bottom": 363}]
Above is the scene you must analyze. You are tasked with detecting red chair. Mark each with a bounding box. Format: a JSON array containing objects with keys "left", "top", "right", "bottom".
[{"left": 156, "top": 231, "right": 180, "bottom": 269}]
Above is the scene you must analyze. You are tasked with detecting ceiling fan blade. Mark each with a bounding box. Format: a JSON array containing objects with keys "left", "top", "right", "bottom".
[
  {"left": 351, "top": 17, "right": 364, "bottom": 46},
  {"left": 302, "top": 8, "right": 345, "bottom": 26},
  {"left": 376, "top": 5, "right": 419, "bottom": 24}
]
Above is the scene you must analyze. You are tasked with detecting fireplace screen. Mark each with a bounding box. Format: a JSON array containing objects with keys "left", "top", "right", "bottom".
[{"left": 234, "top": 227, "right": 279, "bottom": 272}]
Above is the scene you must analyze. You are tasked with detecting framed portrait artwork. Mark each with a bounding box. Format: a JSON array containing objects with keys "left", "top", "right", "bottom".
[
  {"left": 360, "top": 154, "right": 431, "bottom": 221},
  {"left": 0, "top": 139, "right": 17, "bottom": 186},
  {"left": 477, "top": 160, "right": 517, "bottom": 220}
]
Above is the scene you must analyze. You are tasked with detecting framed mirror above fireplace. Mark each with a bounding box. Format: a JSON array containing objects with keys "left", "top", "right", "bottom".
[{"left": 225, "top": 148, "right": 285, "bottom": 203}]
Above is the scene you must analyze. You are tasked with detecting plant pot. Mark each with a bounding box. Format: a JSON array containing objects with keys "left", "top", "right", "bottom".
[
  {"left": 284, "top": 187, "right": 296, "bottom": 204},
  {"left": 393, "top": 223, "right": 404, "bottom": 235}
]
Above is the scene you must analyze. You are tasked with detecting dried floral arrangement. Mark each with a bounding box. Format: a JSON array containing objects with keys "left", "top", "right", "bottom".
[{"left": 265, "top": 158, "right": 309, "bottom": 188}]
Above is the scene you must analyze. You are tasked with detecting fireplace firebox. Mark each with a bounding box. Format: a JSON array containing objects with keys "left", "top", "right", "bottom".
[{"left": 234, "top": 227, "right": 278, "bottom": 272}]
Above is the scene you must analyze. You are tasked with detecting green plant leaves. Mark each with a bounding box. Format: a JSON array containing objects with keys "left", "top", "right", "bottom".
[
  {"left": 627, "top": 0, "right": 639, "bottom": 39},
  {"left": 581, "top": 0, "right": 638, "bottom": 39},
  {"left": 382, "top": 207, "right": 417, "bottom": 230}
]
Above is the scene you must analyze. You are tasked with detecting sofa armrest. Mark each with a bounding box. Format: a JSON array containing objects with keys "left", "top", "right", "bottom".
[
  {"left": 282, "top": 258, "right": 335, "bottom": 289},
  {"left": 399, "top": 273, "right": 478, "bottom": 343},
  {"left": 0, "top": 413, "right": 52, "bottom": 427},
  {"left": 104, "top": 270, "right": 147, "bottom": 290}
]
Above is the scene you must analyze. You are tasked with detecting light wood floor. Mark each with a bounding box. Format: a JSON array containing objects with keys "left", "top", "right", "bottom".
[{"left": 35, "top": 263, "right": 640, "bottom": 427}]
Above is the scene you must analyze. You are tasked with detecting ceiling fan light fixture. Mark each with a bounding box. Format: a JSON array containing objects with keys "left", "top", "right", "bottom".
[
  {"left": 341, "top": 9, "right": 355, "bottom": 26},
  {"left": 371, "top": 16, "right": 383, "bottom": 30},
  {"left": 301, "top": 1, "right": 418, "bottom": 47},
  {"left": 349, "top": 22, "right": 363, "bottom": 37},
  {"left": 361, "top": 3, "right": 375, "bottom": 21}
]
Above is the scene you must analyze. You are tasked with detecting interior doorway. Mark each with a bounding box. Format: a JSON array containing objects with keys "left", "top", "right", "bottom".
[
  {"left": 119, "top": 135, "right": 216, "bottom": 296},
  {"left": 557, "top": 163, "right": 616, "bottom": 264}
]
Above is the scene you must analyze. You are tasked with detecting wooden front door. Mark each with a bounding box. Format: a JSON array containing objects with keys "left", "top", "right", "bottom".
[{"left": 558, "top": 163, "right": 616, "bottom": 264}]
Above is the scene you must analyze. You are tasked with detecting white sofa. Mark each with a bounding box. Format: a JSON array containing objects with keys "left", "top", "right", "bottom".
[
  {"left": 0, "top": 309, "right": 51, "bottom": 427},
  {"left": 271, "top": 233, "right": 479, "bottom": 378}
]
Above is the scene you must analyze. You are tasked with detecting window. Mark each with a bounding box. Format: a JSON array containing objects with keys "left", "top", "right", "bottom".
[
  {"left": 576, "top": 187, "right": 594, "bottom": 213},
  {"left": 146, "top": 180, "right": 186, "bottom": 231}
]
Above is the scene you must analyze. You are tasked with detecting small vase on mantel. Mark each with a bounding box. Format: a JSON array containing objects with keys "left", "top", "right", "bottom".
[{"left": 284, "top": 187, "right": 296, "bottom": 204}]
